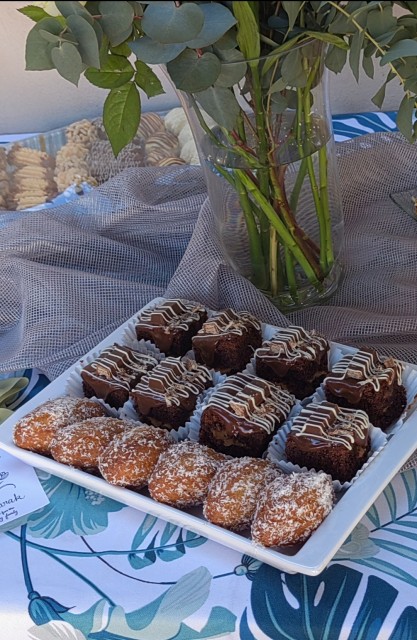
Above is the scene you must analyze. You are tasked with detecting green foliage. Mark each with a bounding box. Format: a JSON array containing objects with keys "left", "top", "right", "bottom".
[{"left": 20, "top": 1, "right": 417, "bottom": 154}]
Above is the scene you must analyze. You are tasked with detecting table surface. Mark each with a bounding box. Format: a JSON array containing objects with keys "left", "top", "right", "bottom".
[{"left": 2, "top": 111, "right": 416, "bottom": 640}]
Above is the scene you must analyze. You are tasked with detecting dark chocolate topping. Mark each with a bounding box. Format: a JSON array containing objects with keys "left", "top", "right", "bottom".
[
  {"left": 255, "top": 326, "right": 328, "bottom": 375},
  {"left": 81, "top": 344, "right": 158, "bottom": 391}
]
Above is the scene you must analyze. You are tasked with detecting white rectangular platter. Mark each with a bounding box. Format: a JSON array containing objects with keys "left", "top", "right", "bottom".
[{"left": 1, "top": 296, "right": 417, "bottom": 576}]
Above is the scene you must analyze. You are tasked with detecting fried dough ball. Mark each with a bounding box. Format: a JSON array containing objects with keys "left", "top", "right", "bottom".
[
  {"left": 50, "top": 417, "right": 133, "bottom": 472},
  {"left": 203, "top": 457, "right": 281, "bottom": 531},
  {"left": 13, "top": 396, "right": 108, "bottom": 456},
  {"left": 251, "top": 470, "right": 335, "bottom": 547},
  {"left": 148, "top": 441, "right": 227, "bottom": 508},
  {"left": 98, "top": 424, "right": 172, "bottom": 489}
]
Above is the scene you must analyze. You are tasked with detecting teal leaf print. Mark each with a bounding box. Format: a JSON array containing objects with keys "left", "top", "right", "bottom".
[
  {"left": 26, "top": 472, "right": 124, "bottom": 537},
  {"left": 239, "top": 607, "right": 258, "bottom": 640},
  {"left": 401, "top": 469, "right": 417, "bottom": 511},
  {"left": 28, "top": 620, "right": 88, "bottom": 639},
  {"left": 157, "top": 530, "right": 186, "bottom": 562},
  {"left": 389, "top": 605, "right": 417, "bottom": 640},
  {"left": 29, "top": 592, "right": 73, "bottom": 625},
  {"left": 128, "top": 533, "right": 158, "bottom": 570},
  {"left": 183, "top": 530, "right": 207, "bottom": 548},
  {"left": 174, "top": 606, "right": 236, "bottom": 639},
  {"left": 333, "top": 524, "right": 379, "bottom": 561},
  {"left": 131, "top": 514, "right": 158, "bottom": 549},
  {"left": 346, "top": 575, "right": 397, "bottom": 640},
  {"left": 353, "top": 557, "right": 417, "bottom": 588}
]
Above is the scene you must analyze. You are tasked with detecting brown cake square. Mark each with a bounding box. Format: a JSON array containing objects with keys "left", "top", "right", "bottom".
[
  {"left": 81, "top": 343, "right": 159, "bottom": 408},
  {"left": 130, "top": 356, "right": 212, "bottom": 430},
  {"left": 323, "top": 347, "right": 406, "bottom": 430},
  {"left": 255, "top": 326, "right": 329, "bottom": 398},
  {"left": 135, "top": 298, "right": 207, "bottom": 357},
  {"left": 192, "top": 309, "right": 262, "bottom": 374},
  {"left": 199, "top": 372, "right": 295, "bottom": 458},
  {"left": 284, "top": 401, "right": 371, "bottom": 483}
]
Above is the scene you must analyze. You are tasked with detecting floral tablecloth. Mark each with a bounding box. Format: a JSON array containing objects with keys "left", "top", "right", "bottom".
[{"left": 3, "top": 111, "right": 417, "bottom": 640}]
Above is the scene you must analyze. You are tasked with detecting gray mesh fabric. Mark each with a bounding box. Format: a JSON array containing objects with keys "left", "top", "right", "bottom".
[{"left": 0, "top": 131, "right": 416, "bottom": 384}]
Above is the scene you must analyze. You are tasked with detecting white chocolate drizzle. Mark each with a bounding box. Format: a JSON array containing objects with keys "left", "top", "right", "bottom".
[
  {"left": 83, "top": 344, "right": 158, "bottom": 390},
  {"left": 136, "top": 299, "right": 206, "bottom": 331},
  {"left": 256, "top": 326, "right": 328, "bottom": 361},
  {"left": 325, "top": 348, "right": 403, "bottom": 391},
  {"left": 196, "top": 309, "right": 261, "bottom": 337}
]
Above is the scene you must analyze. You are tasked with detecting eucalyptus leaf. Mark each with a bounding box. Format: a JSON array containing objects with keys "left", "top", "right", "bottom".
[
  {"left": 362, "top": 53, "right": 374, "bottom": 79},
  {"left": 51, "top": 41, "right": 84, "bottom": 85},
  {"left": 396, "top": 93, "right": 416, "bottom": 142},
  {"left": 38, "top": 30, "right": 72, "bottom": 44},
  {"left": 349, "top": 30, "right": 364, "bottom": 81},
  {"left": 380, "top": 39, "right": 417, "bottom": 64},
  {"left": 185, "top": 2, "right": 237, "bottom": 49},
  {"left": 303, "top": 31, "right": 349, "bottom": 50},
  {"left": 196, "top": 86, "right": 240, "bottom": 130},
  {"left": 366, "top": 6, "right": 397, "bottom": 38},
  {"left": 232, "top": 1, "right": 260, "bottom": 60},
  {"left": 215, "top": 29, "right": 238, "bottom": 51},
  {"left": 325, "top": 44, "right": 348, "bottom": 73},
  {"left": 134, "top": 60, "right": 165, "bottom": 98},
  {"left": 67, "top": 14, "right": 100, "bottom": 68},
  {"left": 281, "top": 48, "right": 308, "bottom": 88},
  {"left": 103, "top": 82, "right": 141, "bottom": 155},
  {"left": 167, "top": 50, "right": 221, "bottom": 93},
  {"left": 215, "top": 48, "right": 247, "bottom": 87},
  {"left": 25, "top": 17, "right": 62, "bottom": 70},
  {"left": 282, "top": 1, "right": 302, "bottom": 31},
  {"left": 129, "top": 37, "right": 186, "bottom": 64},
  {"left": 371, "top": 81, "right": 388, "bottom": 109},
  {"left": 142, "top": 1, "right": 204, "bottom": 44},
  {"left": 270, "top": 92, "right": 289, "bottom": 114},
  {"left": 85, "top": 54, "right": 134, "bottom": 88},
  {"left": 55, "top": 1, "right": 93, "bottom": 22},
  {"left": 99, "top": 0, "right": 134, "bottom": 46}
]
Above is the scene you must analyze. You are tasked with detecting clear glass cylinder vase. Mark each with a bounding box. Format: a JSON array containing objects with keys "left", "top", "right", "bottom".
[{"left": 176, "top": 40, "right": 344, "bottom": 312}]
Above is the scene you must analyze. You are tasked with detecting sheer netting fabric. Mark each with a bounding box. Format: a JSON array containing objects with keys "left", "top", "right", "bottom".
[{"left": 0, "top": 131, "right": 416, "bottom": 382}]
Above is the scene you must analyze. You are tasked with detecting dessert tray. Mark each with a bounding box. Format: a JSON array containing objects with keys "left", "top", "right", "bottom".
[{"left": 1, "top": 296, "right": 417, "bottom": 576}]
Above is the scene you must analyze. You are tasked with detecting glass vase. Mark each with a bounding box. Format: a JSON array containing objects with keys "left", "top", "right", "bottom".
[{"left": 175, "top": 40, "right": 344, "bottom": 312}]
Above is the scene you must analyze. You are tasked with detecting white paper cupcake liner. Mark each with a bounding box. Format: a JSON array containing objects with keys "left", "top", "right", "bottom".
[{"left": 266, "top": 413, "right": 388, "bottom": 493}]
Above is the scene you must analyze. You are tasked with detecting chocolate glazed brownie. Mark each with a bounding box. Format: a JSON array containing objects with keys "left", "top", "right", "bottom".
[
  {"left": 130, "top": 357, "right": 212, "bottom": 430},
  {"left": 199, "top": 372, "right": 295, "bottom": 457},
  {"left": 324, "top": 347, "right": 406, "bottom": 430},
  {"left": 192, "top": 309, "right": 262, "bottom": 374},
  {"left": 81, "top": 343, "right": 158, "bottom": 408},
  {"left": 255, "top": 326, "right": 329, "bottom": 399},
  {"left": 285, "top": 401, "right": 371, "bottom": 483},
  {"left": 135, "top": 299, "right": 207, "bottom": 356}
]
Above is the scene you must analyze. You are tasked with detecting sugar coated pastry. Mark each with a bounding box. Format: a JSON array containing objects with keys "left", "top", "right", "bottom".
[
  {"left": 199, "top": 372, "right": 295, "bottom": 457},
  {"left": 284, "top": 401, "right": 371, "bottom": 483},
  {"left": 81, "top": 343, "right": 159, "bottom": 408},
  {"left": 255, "top": 325, "right": 329, "bottom": 398},
  {"left": 98, "top": 424, "right": 172, "bottom": 489},
  {"left": 203, "top": 457, "right": 281, "bottom": 531},
  {"left": 13, "top": 396, "right": 108, "bottom": 456},
  {"left": 50, "top": 416, "right": 133, "bottom": 473},
  {"left": 65, "top": 119, "right": 99, "bottom": 146},
  {"left": 192, "top": 308, "right": 262, "bottom": 374},
  {"left": 130, "top": 356, "right": 212, "bottom": 430},
  {"left": 7, "top": 144, "right": 54, "bottom": 169},
  {"left": 323, "top": 347, "right": 406, "bottom": 430},
  {"left": 148, "top": 441, "right": 227, "bottom": 507},
  {"left": 251, "top": 470, "right": 335, "bottom": 547}
]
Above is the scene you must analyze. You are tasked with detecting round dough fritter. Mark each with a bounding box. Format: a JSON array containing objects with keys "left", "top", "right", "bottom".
[
  {"left": 50, "top": 417, "right": 133, "bottom": 472},
  {"left": 251, "top": 470, "right": 335, "bottom": 547},
  {"left": 98, "top": 424, "right": 172, "bottom": 489},
  {"left": 203, "top": 457, "right": 281, "bottom": 531},
  {"left": 13, "top": 396, "right": 108, "bottom": 456},
  {"left": 148, "top": 441, "right": 228, "bottom": 508}
]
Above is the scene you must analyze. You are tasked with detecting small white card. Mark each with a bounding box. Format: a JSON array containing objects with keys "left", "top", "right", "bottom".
[{"left": 0, "top": 449, "right": 49, "bottom": 527}]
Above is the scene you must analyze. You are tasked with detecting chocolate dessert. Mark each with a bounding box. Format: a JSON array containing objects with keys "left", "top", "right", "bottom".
[
  {"left": 199, "top": 371, "right": 295, "bottom": 457},
  {"left": 135, "top": 299, "right": 207, "bottom": 357},
  {"left": 323, "top": 348, "right": 406, "bottom": 430},
  {"left": 130, "top": 356, "right": 212, "bottom": 430},
  {"left": 192, "top": 309, "right": 262, "bottom": 374},
  {"left": 81, "top": 343, "right": 158, "bottom": 408},
  {"left": 285, "top": 401, "right": 371, "bottom": 483},
  {"left": 255, "top": 326, "right": 329, "bottom": 398}
]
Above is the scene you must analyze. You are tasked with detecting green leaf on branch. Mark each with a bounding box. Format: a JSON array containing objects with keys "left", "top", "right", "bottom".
[
  {"left": 281, "top": 49, "right": 308, "bottom": 88},
  {"left": 141, "top": 1, "right": 204, "bottom": 44},
  {"left": 396, "top": 93, "right": 416, "bottom": 142},
  {"left": 51, "top": 42, "right": 84, "bottom": 85},
  {"left": 232, "top": 1, "right": 260, "bottom": 60},
  {"left": 99, "top": 0, "right": 134, "bottom": 46},
  {"left": 167, "top": 50, "right": 221, "bottom": 93},
  {"left": 129, "top": 37, "right": 185, "bottom": 64},
  {"left": 325, "top": 44, "right": 348, "bottom": 73},
  {"left": 362, "top": 54, "right": 374, "bottom": 79},
  {"left": 195, "top": 86, "right": 240, "bottom": 130},
  {"left": 215, "top": 48, "right": 247, "bottom": 88},
  {"left": 103, "top": 82, "right": 141, "bottom": 156},
  {"left": 349, "top": 30, "right": 364, "bottom": 82},
  {"left": 38, "top": 30, "right": 75, "bottom": 44},
  {"left": 134, "top": 60, "right": 164, "bottom": 98},
  {"left": 25, "top": 18, "right": 63, "bottom": 70},
  {"left": 18, "top": 5, "right": 53, "bottom": 22},
  {"left": 304, "top": 31, "right": 349, "bottom": 50},
  {"left": 85, "top": 54, "right": 134, "bottom": 88},
  {"left": 185, "top": 2, "right": 237, "bottom": 49},
  {"left": 380, "top": 39, "right": 417, "bottom": 65},
  {"left": 371, "top": 81, "right": 388, "bottom": 109},
  {"left": 366, "top": 6, "right": 397, "bottom": 39},
  {"left": 282, "top": 1, "right": 303, "bottom": 31},
  {"left": 55, "top": 1, "right": 93, "bottom": 22},
  {"left": 67, "top": 14, "right": 100, "bottom": 68}
]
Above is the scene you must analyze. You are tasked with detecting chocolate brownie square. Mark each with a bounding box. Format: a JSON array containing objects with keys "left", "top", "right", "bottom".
[
  {"left": 323, "top": 347, "right": 406, "bottom": 431},
  {"left": 135, "top": 299, "right": 207, "bottom": 357},
  {"left": 199, "top": 372, "right": 295, "bottom": 458},
  {"left": 130, "top": 356, "right": 212, "bottom": 430},
  {"left": 255, "top": 326, "right": 329, "bottom": 398},
  {"left": 192, "top": 309, "right": 262, "bottom": 374},
  {"left": 285, "top": 401, "right": 371, "bottom": 483},
  {"left": 81, "top": 343, "right": 159, "bottom": 409}
]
